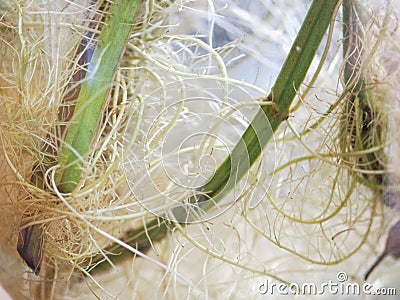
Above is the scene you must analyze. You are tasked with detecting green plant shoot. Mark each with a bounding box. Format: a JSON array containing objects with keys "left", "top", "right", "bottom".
[{"left": 56, "top": 0, "right": 142, "bottom": 193}]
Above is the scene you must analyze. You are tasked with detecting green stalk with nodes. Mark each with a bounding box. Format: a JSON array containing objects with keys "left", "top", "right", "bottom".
[{"left": 198, "top": 0, "right": 341, "bottom": 201}]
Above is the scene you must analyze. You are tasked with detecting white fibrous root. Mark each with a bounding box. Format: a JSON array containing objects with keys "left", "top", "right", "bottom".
[{"left": 0, "top": 0, "right": 398, "bottom": 299}]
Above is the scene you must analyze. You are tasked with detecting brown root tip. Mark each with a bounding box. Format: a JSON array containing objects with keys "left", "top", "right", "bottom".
[{"left": 364, "top": 254, "right": 385, "bottom": 280}]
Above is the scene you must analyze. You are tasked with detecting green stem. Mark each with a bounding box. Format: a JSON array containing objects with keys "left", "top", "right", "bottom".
[
  {"left": 90, "top": 218, "right": 169, "bottom": 272},
  {"left": 17, "top": 0, "right": 142, "bottom": 276},
  {"left": 341, "top": 0, "right": 387, "bottom": 193},
  {"left": 56, "top": 0, "right": 142, "bottom": 193},
  {"left": 199, "top": 0, "right": 341, "bottom": 203}
]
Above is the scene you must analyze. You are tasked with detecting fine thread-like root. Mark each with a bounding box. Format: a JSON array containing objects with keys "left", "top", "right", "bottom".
[{"left": 0, "top": 1, "right": 397, "bottom": 299}]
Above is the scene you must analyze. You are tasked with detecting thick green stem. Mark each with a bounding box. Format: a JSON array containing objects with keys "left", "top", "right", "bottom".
[
  {"left": 198, "top": 0, "right": 341, "bottom": 203},
  {"left": 17, "top": 0, "right": 142, "bottom": 276},
  {"left": 56, "top": 0, "right": 142, "bottom": 193}
]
